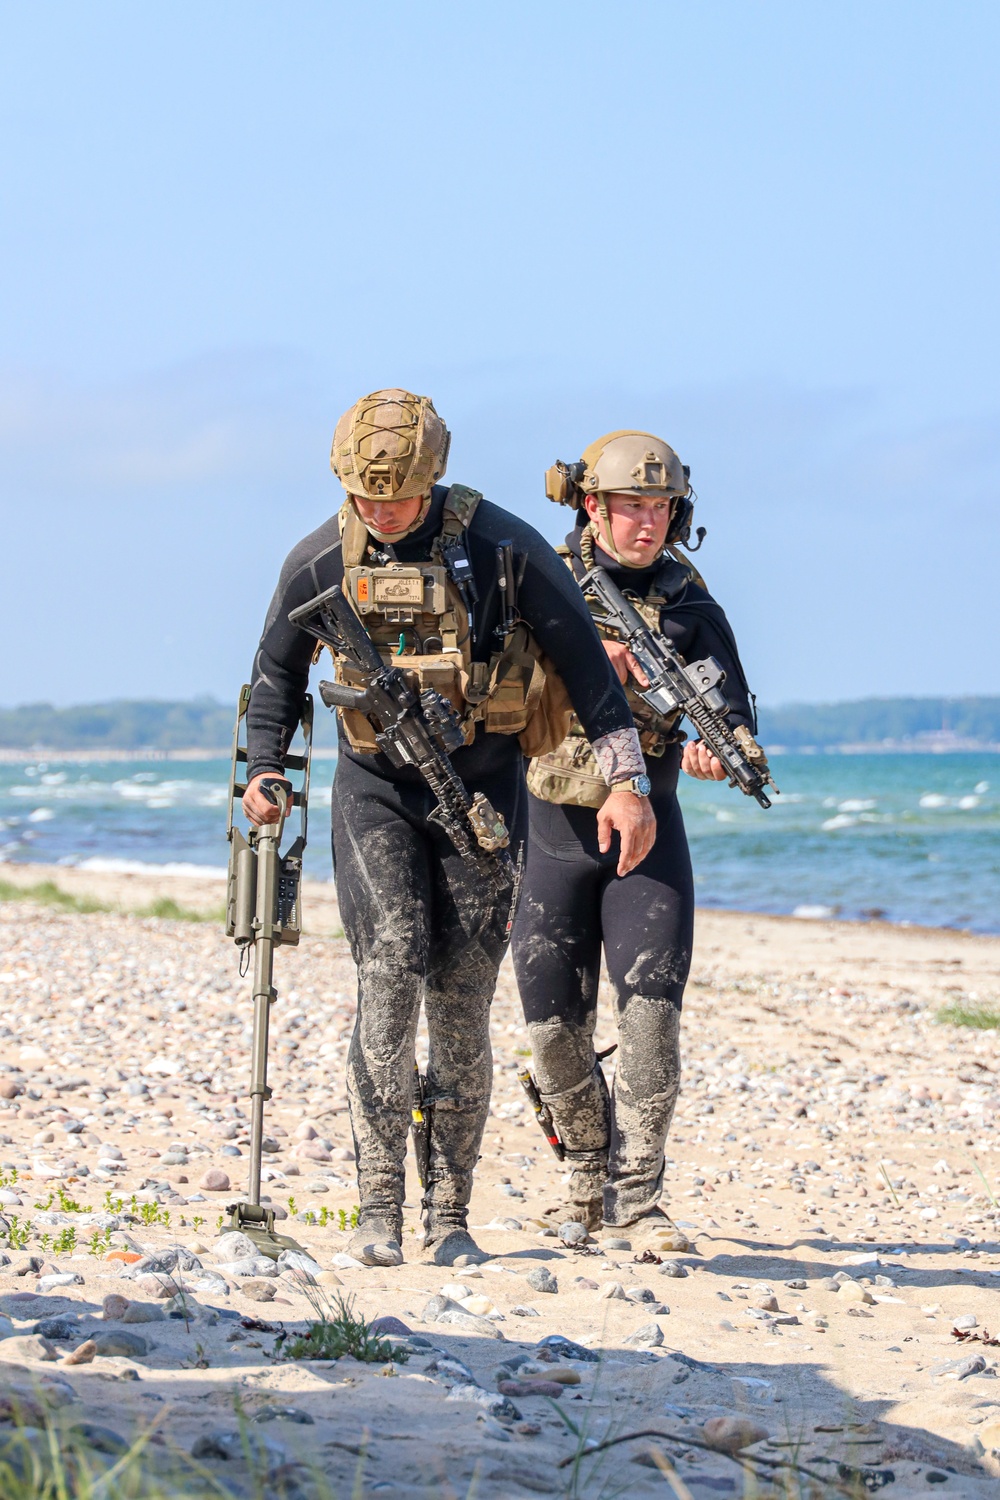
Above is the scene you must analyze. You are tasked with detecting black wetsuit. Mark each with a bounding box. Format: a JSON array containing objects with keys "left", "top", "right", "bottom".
[
  {"left": 511, "top": 524, "right": 755, "bottom": 1227},
  {"left": 246, "top": 488, "right": 634, "bottom": 1242}
]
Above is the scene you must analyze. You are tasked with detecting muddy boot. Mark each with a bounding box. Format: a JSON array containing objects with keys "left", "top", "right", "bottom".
[
  {"left": 542, "top": 1151, "right": 606, "bottom": 1233},
  {"left": 601, "top": 1205, "right": 691, "bottom": 1254},
  {"left": 422, "top": 1216, "right": 489, "bottom": 1267},
  {"left": 347, "top": 1210, "right": 404, "bottom": 1267},
  {"left": 527, "top": 1020, "right": 610, "bottom": 1233},
  {"left": 603, "top": 996, "right": 682, "bottom": 1231}
]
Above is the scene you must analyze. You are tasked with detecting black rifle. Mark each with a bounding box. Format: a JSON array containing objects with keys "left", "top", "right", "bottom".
[
  {"left": 288, "top": 584, "right": 517, "bottom": 895},
  {"left": 582, "top": 567, "right": 778, "bottom": 809}
]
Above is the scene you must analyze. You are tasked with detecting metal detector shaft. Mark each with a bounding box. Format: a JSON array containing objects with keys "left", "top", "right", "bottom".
[{"left": 246, "top": 792, "right": 285, "bottom": 1209}]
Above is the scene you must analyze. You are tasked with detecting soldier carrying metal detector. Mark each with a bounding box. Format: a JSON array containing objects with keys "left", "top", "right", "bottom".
[{"left": 224, "top": 684, "right": 313, "bottom": 1257}]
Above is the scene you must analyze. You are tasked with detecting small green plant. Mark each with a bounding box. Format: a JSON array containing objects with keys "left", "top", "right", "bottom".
[
  {"left": 35, "top": 1188, "right": 90, "bottom": 1214},
  {"left": 0, "top": 877, "right": 110, "bottom": 915},
  {"left": 216, "top": 1214, "right": 225, "bottom": 1231},
  {"left": 936, "top": 999, "right": 1000, "bottom": 1029},
  {"left": 103, "top": 1191, "right": 126, "bottom": 1214},
  {"left": 53, "top": 1225, "right": 76, "bottom": 1254},
  {"left": 286, "top": 1196, "right": 297, "bottom": 1216},
  {"left": 88, "top": 1226, "right": 114, "bottom": 1257},
  {"left": 336, "top": 1206, "right": 360, "bottom": 1231},
  {"left": 284, "top": 1293, "right": 408, "bottom": 1365},
  {"left": 37, "top": 1233, "right": 52, "bottom": 1254},
  {"left": 3, "top": 1216, "right": 31, "bottom": 1250},
  {"left": 137, "top": 1201, "right": 170, "bottom": 1227},
  {"left": 0, "top": 1169, "right": 19, "bottom": 1189},
  {"left": 192, "top": 1215, "right": 205, "bottom": 1233},
  {"left": 138, "top": 896, "right": 226, "bottom": 924}
]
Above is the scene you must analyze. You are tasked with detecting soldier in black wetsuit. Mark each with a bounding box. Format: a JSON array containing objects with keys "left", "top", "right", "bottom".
[
  {"left": 511, "top": 430, "right": 762, "bottom": 1253},
  {"left": 242, "top": 391, "right": 655, "bottom": 1268}
]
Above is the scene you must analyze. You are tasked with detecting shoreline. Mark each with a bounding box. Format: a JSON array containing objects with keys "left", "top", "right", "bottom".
[
  {"left": 2, "top": 744, "right": 999, "bottom": 763},
  {"left": 1, "top": 859, "right": 998, "bottom": 944}
]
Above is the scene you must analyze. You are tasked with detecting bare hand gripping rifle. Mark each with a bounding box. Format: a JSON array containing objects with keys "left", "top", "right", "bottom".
[
  {"left": 288, "top": 584, "right": 519, "bottom": 900},
  {"left": 582, "top": 567, "right": 778, "bottom": 809},
  {"left": 225, "top": 684, "right": 313, "bottom": 1256}
]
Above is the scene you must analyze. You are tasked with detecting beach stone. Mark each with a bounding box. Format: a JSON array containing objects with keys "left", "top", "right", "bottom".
[
  {"left": 135, "top": 1274, "right": 179, "bottom": 1299},
  {"left": 31, "top": 1317, "right": 80, "bottom": 1340},
  {"left": 625, "top": 1286, "right": 657, "bottom": 1304},
  {"left": 68, "top": 1422, "right": 129, "bottom": 1455},
  {"left": 304, "top": 1179, "right": 330, "bottom": 1193},
  {"left": 0, "top": 1335, "right": 58, "bottom": 1362},
  {"left": 191, "top": 1429, "right": 288, "bottom": 1471},
  {"left": 229, "top": 1257, "right": 279, "bottom": 1278},
  {"left": 253, "top": 1405, "right": 315, "bottom": 1425},
  {"left": 498, "top": 1378, "right": 565, "bottom": 1399},
  {"left": 160, "top": 1151, "right": 188, "bottom": 1166},
  {"left": 102, "top": 1295, "right": 130, "bottom": 1321},
  {"left": 200, "top": 1169, "right": 231, "bottom": 1192},
  {"left": 242, "top": 1281, "right": 277, "bottom": 1302},
  {"left": 422, "top": 1294, "right": 463, "bottom": 1322},
  {"left": 315, "top": 1271, "right": 343, "bottom": 1290},
  {"left": 276, "top": 1249, "right": 322, "bottom": 1278},
  {"left": 557, "top": 1222, "right": 588, "bottom": 1246},
  {"left": 658, "top": 1260, "right": 688, "bottom": 1278},
  {"left": 752, "top": 1293, "right": 779, "bottom": 1312},
  {"left": 294, "top": 1122, "right": 317, "bottom": 1141},
  {"left": 623, "top": 1321, "right": 663, "bottom": 1347},
  {"left": 526, "top": 1267, "right": 558, "bottom": 1295},
  {"left": 92, "top": 1331, "right": 150, "bottom": 1358},
  {"left": 293, "top": 1142, "right": 331, "bottom": 1162},
  {"left": 121, "top": 1303, "right": 166, "bottom": 1324},
  {"left": 509, "top": 1305, "right": 540, "bottom": 1317},
  {"left": 61, "top": 1339, "right": 97, "bottom": 1366},
  {"left": 36, "top": 1274, "right": 83, "bottom": 1293},
  {"left": 837, "top": 1281, "right": 875, "bottom": 1305},
  {"left": 702, "top": 1416, "right": 770, "bottom": 1454},
  {"left": 535, "top": 1334, "right": 598, "bottom": 1362},
  {"left": 953, "top": 1314, "right": 978, "bottom": 1330},
  {"left": 212, "top": 1232, "right": 257, "bottom": 1264},
  {"left": 370, "top": 1316, "right": 411, "bottom": 1337}
]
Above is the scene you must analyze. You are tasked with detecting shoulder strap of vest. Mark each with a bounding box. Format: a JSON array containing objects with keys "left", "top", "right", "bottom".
[
  {"left": 339, "top": 500, "right": 370, "bottom": 568},
  {"left": 441, "top": 483, "right": 483, "bottom": 538},
  {"left": 663, "top": 543, "right": 708, "bottom": 593}
]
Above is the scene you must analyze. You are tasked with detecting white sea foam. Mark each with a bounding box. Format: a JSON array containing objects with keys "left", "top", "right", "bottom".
[
  {"left": 74, "top": 857, "right": 228, "bottom": 880},
  {"left": 793, "top": 904, "right": 838, "bottom": 919},
  {"left": 918, "top": 793, "right": 949, "bottom": 809},
  {"left": 838, "top": 798, "right": 876, "bottom": 812},
  {"left": 821, "top": 814, "right": 856, "bottom": 831}
]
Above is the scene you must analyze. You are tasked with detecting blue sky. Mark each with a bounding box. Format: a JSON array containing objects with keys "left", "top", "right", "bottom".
[{"left": 1, "top": 1, "right": 998, "bottom": 707}]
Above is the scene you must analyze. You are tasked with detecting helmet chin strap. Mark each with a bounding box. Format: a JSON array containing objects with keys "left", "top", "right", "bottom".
[{"left": 354, "top": 492, "right": 432, "bottom": 545}]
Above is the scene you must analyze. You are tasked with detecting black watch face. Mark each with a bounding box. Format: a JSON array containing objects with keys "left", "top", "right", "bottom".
[{"left": 636, "top": 774, "right": 651, "bottom": 797}]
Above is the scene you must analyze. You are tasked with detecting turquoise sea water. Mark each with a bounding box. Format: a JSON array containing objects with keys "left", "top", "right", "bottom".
[{"left": 0, "top": 752, "right": 997, "bottom": 933}]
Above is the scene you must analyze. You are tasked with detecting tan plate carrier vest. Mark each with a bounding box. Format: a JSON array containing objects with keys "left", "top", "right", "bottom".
[
  {"left": 327, "top": 486, "right": 573, "bottom": 759},
  {"left": 526, "top": 545, "right": 699, "bottom": 810}
]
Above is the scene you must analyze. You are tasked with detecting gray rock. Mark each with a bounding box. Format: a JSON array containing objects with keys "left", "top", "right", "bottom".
[
  {"left": 36, "top": 1274, "right": 84, "bottom": 1293},
  {"left": 0, "top": 1334, "right": 58, "bottom": 1362},
  {"left": 422, "top": 1294, "right": 463, "bottom": 1322},
  {"left": 435, "top": 1310, "right": 505, "bottom": 1339},
  {"left": 557, "top": 1222, "right": 589, "bottom": 1246},
  {"left": 369, "top": 1316, "right": 411, "bottom": 1336},
  {"left": 446, "top": 1384, "right": 521, "bottom": 1421},
  {"left": 227, "top": 1257, "right": 279, "bottom": 1279},
  {"left": 955, "top": 1355, "right": 987, "bottom": 1380},
  {"left": 92, "top": 1331, "right": 150, "bottom": 1358},
  {"left": 242, "top": 1281, "right": 277, "bottom": 1303},
  {"left": 121, "top": 1303, "right": 166, "bottom": 1324},
  {"left": 68, "top": 1423, "right": 130, "bottom": 1456},
  {"left": 424, "top": 1354, "right": 477, "bottom": 1384},
  {"left": 191, "top": 1429, "right": 288, "bottom": 1471},
  {"left": 509, "top": 1305, "right": 540, "bottom": 1317},
  {"left": 536, "top": 1334, "right": 598, "bottom": 1362},
  {"left": 526, "top": 1267, "right": 558, "bottom": 1295},
  {"left": 602, "top": 1237, "right": 631, "bottom": 1250},
  {"left": 659, "top": 1261, "right": 689, "bottom": 1278},
  {"left": 253, "top": 1405, "right": 314, "bottom": 1424},
  {"left": 30, "top": 1317, "right": 81, "bottom": 1341},
  {"left": 624, "top": 1287, "right": 657, "bottom": 1304},
  {"left": 275, "top": 1249, "right": 322, "bottom": 1278},
  {"left": 953, "top": 1314, "right": 978, "bottom": 1331},
  {"left": 159, "top": 1151, "right": 188, "bottom": 1166},
  {"left": 623, "top": 1321, "right": 664, "bottom": 1348}
]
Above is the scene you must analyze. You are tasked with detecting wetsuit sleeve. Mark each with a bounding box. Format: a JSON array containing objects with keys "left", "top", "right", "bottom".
[
  {"left": 245, "top": 522, "right": 344, "bottom": 780},
  {"left": 513, "top": 525, "right": 635, "bottom": 744},
  {"left": 661, "top": 586, "right": 756, "bottom": 731}
]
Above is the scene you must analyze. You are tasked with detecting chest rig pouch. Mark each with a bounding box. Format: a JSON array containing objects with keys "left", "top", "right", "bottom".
[
  {"left": 329, "top": 487, "right": 569, "bottom": 756},
  {"left": 526, "top": 546, "right": 698, "bottom": 809}
]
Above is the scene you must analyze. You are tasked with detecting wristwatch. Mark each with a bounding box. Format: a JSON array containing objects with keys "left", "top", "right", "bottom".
[{"left": 611, "top": 774, "right": 651, "bottom": 797}]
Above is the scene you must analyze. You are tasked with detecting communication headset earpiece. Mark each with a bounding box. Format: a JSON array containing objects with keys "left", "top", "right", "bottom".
[{"left": 544, "top": 459, "right": 588, "bottom": 507}]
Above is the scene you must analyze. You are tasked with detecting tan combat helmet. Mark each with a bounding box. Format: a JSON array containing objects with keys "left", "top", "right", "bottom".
[
  {"left": 545, "top": 430, "right": 699, "bottom": 563},
  {"left": 331, "top": 389, "right": 451, "bottom": 501}
]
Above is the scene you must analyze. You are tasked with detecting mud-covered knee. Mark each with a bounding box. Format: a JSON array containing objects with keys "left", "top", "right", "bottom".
[
  {"left": 616, "top": 995, "right": 681, "bottom": 1097},
  {"left": 527, "top": 1017, "right": 596, "bottom": 1097}
]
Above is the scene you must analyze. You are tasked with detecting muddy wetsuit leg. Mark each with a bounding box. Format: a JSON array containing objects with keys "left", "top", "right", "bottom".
[
  {"left": 512, "top": 747, "right": 693, "bottom": 1227},
  {"left": 333, "top": 752, "right": 525, "bottom": 1235}
]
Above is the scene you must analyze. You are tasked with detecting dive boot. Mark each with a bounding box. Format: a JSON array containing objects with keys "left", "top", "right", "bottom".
[
  {"left": 542, "top": 1152, "right": 605, "bottom": 1233},
  {"left": 422, "top": 1210, "right": 489, "bottom": 1267},
  {"left": 601, "top": 1205, "right": 691, "bottom": 1254},
  {"left": 347, "top": 1211, "right": 404, "bottom": 1267}
]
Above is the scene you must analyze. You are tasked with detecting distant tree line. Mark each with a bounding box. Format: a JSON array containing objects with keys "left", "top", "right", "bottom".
[
  {"left": 0, "top": 696, "right": 998, "bottom": 751},
  {"left": 757, "top": 696, "right": 1000, "bottom": 748}
]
